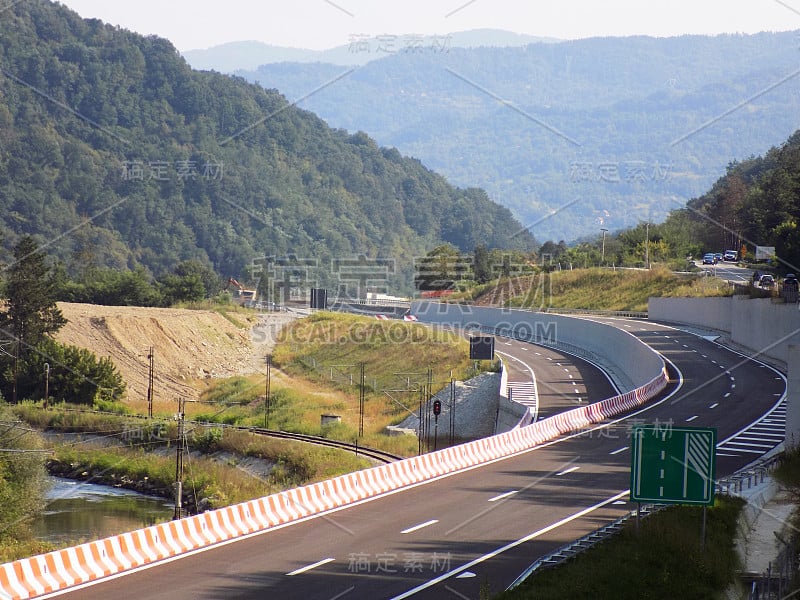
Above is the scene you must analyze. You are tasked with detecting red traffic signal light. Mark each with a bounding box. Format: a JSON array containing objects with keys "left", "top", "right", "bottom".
[{"left": 433, "top": 399, "right": 442, "bottom": 416}]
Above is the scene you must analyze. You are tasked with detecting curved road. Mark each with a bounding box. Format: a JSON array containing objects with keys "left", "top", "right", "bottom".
[{"left": 45, "top": 317, "right": 785, "bottom": 600}]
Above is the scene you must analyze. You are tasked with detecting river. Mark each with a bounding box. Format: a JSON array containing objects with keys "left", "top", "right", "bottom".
[{"left": 33, "top": 478, "right": 175, "bottom": 545}]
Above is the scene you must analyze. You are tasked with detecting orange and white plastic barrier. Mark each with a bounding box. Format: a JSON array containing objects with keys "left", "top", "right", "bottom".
[{"left": 0, "top": 367, "right": 668, "bottom": 599}]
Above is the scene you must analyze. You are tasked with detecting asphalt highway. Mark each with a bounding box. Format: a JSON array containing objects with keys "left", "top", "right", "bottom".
[{"left": 46, "top": 317, "right": 785, "bottom": 600}]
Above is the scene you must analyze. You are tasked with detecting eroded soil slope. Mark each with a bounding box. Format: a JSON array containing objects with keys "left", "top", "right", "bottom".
[{"left": 56, "top": 303, "right": 266, "bottom": 403}]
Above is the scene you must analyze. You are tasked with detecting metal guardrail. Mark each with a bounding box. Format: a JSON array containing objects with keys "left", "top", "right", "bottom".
[
  {"left": 507, "top": 502, "right": 668, "bottom": 589},
  {"left": 543, "top": 307, "right": 649, "bottom": 319},
  {"left": 506, "top": 452, "right": 785, "bottom": 590}
]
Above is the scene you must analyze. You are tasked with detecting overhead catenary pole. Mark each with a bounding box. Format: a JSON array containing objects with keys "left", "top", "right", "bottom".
[
  {"left": 264, "top": 354, "right": 272, "bottom": 428},
  {"left": 449, "top": 378, "right": 455, "bottom": 446},
  {"left": 43, "top": 363, "right": 50, "bottom": 409},
  {"left": 358, "top": 362, "right": 366, "bottom": 437},
  {"left": 417, "top": 388, "right": 423, "bottom": 456},
  {"left": 173, "top": 397, "right": 185, "bottom": 520},
  {"left": 146, "top": 347, "right": 154, "bottom": 418},
  {"left": 601, "top": 227, "right": 608, "bottom": 264},
  {"left": 12, "top": 341, "right": 18, "bottom": 404},
  {"left": 426, "top": 368, "right": 433, "bottom": 452}
]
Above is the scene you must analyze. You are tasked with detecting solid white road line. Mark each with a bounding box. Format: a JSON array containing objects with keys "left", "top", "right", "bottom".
[
  {"left": 286, "top": 558, "right": 335, "bottom": 576},
  {"left": 488, "top": 491, "right": 519, "bottom": 502},
  {"left": 556, "top": 466, "right": 580, "bottom": 476},
  {"left": 390, "top": 491, "right": 630, "bottom": 599},
  {"left": 401, "top": 519, "right": 439, "bottom": 534}
]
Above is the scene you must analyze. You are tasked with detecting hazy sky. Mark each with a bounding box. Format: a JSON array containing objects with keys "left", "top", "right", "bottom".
[{"left": 58, "top": 0, "right": 799, "bottom": 52}]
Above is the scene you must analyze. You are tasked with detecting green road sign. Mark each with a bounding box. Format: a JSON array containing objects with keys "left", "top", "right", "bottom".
[{"left": 630, "top": 425, "right": 717, "bottom": 506}]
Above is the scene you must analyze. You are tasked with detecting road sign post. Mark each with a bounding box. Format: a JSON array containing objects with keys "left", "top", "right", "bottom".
[{"left": 630, "top": 425, "right": 717, "bottom": 506}]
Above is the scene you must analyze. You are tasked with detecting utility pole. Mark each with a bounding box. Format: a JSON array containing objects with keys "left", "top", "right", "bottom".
[
  {"left": 43, "top": 363, "right": 49, "bottom": 409},
  {"left": 264, "top": 354, "right": 272, "bottom": 428},
  {"left": 358, "top": 362, "right": 365, "bottom": 437},
  {"left": 146, "top": 347, "right": 154, "bottom": 418},
  {"left": 173, "top": 397, "right": 185, "bottom": 520},
  {"left": 600, "top": 228, "right": 608, "bottom": 264},
  {"left": 449, "top": 378, "right": 455, "bottom": 446},
  {"left": 12, "top": 342, "right": 18, "bottom": 404},
  {"left": 417, "top": 388, "right": 423, "bottom": 456},
  {"left": 426, "top": 368, "right": 433, "bottom": 452},
  {"left": 645, "top": 222, "right": 650, "bottom": 269}
]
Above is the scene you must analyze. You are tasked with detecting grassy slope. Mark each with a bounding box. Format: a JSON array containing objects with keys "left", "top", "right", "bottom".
[
  {"left": 474, "top": 267, "right": 731, "bottom": 312},
  {"left": 495, "top": 497, "right": 745, "bottom": 600}
]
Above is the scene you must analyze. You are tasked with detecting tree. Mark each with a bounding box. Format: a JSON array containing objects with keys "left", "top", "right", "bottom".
[
  {"left": 158, "top": 272, "right": 205, "bottom": 305},
  {"left": 173, "top": 260, "right": 222, "bottom": 298},
  {"left": 414, "top": 244, "right": 469, "bottom": 291},
  {"left": 0, "top": 406, "right": 48, "bottom": 543},
  {"left": 20, "top": 338, "right": 125, "bottom": 405},
  {"left": 0, "top": 236, "right": 66, "bottom": 402},
  {"left": 473, "top": 244, "right": 492, "bottom": 284}
]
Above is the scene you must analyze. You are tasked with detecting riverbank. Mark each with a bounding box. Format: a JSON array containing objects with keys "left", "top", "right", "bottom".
[{"left": 34, "top": 478, "right": 173, "bottom": 546}]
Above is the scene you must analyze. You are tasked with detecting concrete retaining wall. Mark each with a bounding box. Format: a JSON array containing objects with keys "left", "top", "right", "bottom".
[
  {"left": 648, "top": 296, "right": 732, "bottom": 333},
  {"left": 650, "top": 296, "right": 800, "bottom": 366},
  {"left": 412, "top": 302, "right": 664, "bottom": 392}
]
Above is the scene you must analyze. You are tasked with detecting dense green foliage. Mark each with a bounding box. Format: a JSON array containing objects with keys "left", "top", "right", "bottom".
[
  {"left": 0, "top": 406, "right": 49, "bottom": 547},
  {"left": 670, "top": 131, "right": 800, "bottom": 272},
  {"left": 240, "top": 32, "right": 800, "bottom": 242},
  {"left": 55, "top": 259, "right": 217, "bottom": 306},
  {"left": 497, "top": 497, "right": 744, "bottom": 600},
  {"left": 0, "top": 1, "right": 533, "bottom": 295},
  {"left": 0, "top": 237, "right": 125, "bottom": 404}
]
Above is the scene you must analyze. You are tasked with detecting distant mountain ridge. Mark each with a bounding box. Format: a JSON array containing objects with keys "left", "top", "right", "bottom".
[
  {"left": 233, "top": 31, "right": 800, "bottom": 242},
  {"left": 0, "top": 2, "right": 532, "bottom": 292},
  {"left": 182, "top": 29, "right": 560, "bottom": 71}
]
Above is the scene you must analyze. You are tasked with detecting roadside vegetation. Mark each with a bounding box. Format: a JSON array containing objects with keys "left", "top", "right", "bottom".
[
  {"left": 14, "top": 406, "right": 371, "bottom": 493},
  {"left": 121, "top": 311, "right": 482, "bottom": 457},
  {"left": 494, "top": 496, "right": 745, "bottom": 600},
  {"left": 769, "top": 448, "right": 800, "bottom": 594},
  {"left": 4, "top": 403, "right": 371, "bottom": 561},
  {"left": 0, "top": 405, "right": 51, "bottom": 563},
  {"left": 474, "top": 266, "right": 731, "bottom": 312}
]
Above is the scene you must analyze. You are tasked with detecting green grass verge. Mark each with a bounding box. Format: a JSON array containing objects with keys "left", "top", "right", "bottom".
[
  {"left": 494, "top": 496, "right": 745, "bottom": 600},
  {"left": 483, "top": 267, "right": 732, "bottom": 312},
  {"left": 14, "top": 404, "right": 371, "bottom": 502}
]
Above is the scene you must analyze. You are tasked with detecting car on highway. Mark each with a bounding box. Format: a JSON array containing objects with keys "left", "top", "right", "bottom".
[
  {"left": 760, "top": 274, "right": 775, "bottom": 288},
  {"left": 723, "top": 250, "right": 738, "bottom": 261},
  {"left": 702, "top": 253, "right": 717, "bottom": 265},
  {"left": 715, "top": 252, "right": 724, "bottom": 263}
]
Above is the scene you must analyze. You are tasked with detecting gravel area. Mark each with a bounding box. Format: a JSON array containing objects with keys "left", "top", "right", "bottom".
[{"left": 394, "top": 372, "right": 501, "bottom": 440}]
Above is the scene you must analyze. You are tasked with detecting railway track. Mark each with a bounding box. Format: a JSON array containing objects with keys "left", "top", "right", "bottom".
[
  {"left": 250, "top": 428, "right": 404, "bottom": 464},
  {"left": 35, "top": 406, "right": 405, "bottom": 464}
]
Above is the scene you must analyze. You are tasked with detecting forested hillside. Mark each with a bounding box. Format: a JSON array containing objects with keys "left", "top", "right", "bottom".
[
  {"left": 666, "top": 130, "right": 800, "bottom": 270},
  {"left": 0, "top": 1, "right": 532, "bottom": 291},
  {"left": 238, "top": 31, "right": 800, "bottom": 242}
]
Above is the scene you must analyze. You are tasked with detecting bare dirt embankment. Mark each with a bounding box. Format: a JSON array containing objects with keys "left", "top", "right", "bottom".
[{"left": 55, "top": 303, "right": 296, "bottom": 404}]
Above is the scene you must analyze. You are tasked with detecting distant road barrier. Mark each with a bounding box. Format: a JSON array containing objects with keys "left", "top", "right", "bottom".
[{"left": 0, "top": 309, "right": 668, "bottom": 599}]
